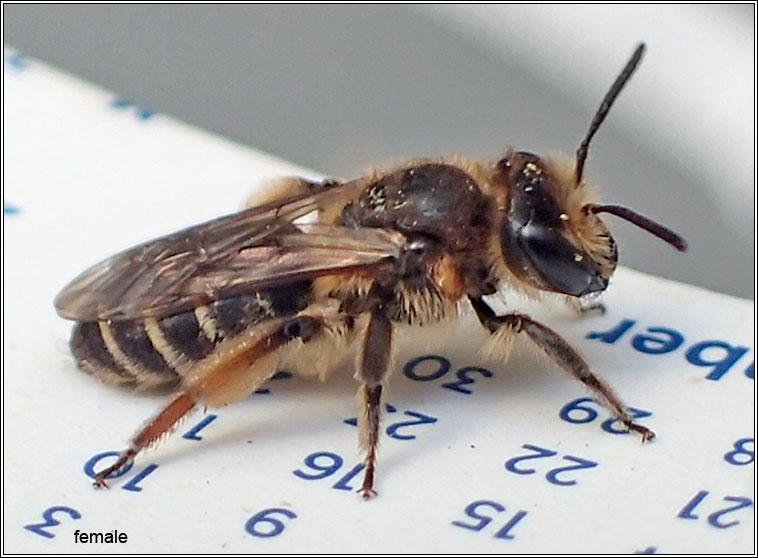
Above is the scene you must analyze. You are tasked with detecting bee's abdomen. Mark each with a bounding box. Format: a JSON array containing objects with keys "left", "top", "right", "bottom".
[
  {"left": 71, "top": 321, "right": 147, "bottom": 389},
  {"left": 71, "top": 310, "right": 210, "bottom": 392},
  {"left": 70, "top": 286, "right": 312, "bottom": 392}
]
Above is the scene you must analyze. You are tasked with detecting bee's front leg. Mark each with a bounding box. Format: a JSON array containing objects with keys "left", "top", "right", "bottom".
[
  {"left": 566, "top": 294, "right": 606, "bottom": 317},
  {"left": 356, "top": 308, "right": 394, "bottom": 499},
  {"left": 470, "top": 296, "right": 654, "bottom": 442}
]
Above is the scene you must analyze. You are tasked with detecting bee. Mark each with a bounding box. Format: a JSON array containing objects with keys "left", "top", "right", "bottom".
[{"left": 55, "top": 43, "right": 686, "bottom": 499}]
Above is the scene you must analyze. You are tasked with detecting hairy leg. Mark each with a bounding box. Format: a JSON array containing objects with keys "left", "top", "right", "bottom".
[
  {"left": 470, "top": 296, "right": 653, "bottom": 441},
  {"left": 94, "top": 315, "right": 329, "bottom": 487},
  {"left": 356, "top": 308, "right": 394, "bottom": 499}
]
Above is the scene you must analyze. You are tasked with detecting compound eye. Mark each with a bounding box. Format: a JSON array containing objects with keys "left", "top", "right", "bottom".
[{"left": 518, "top": 222, "right": 607, "bottom": 296}]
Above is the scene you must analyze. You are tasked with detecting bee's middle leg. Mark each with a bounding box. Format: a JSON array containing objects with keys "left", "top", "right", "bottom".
[{"left": 356, "top": 308, "right": 394, "bottom": 499}]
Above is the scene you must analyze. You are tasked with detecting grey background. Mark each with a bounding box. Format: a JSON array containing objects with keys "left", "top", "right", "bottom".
[{"left": 4, "top": 4, "right": 754, "bottom": 298}]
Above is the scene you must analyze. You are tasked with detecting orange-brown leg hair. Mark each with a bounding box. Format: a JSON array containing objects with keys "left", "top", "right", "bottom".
[
  {"left": 470, "top": 296, "right": 654, "bottom": 442},
  {"left": 94, "top": 392, "right": 197, "bottom": 487},
  {"left": 94, "top": 315, "right": 327, "bottom": 488},
  {"left": 356, "top": 308, "right": 394, "bottom": 499}
]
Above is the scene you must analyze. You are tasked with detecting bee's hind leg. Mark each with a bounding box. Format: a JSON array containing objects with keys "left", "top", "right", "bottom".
[
  {"left": 94, "top": 314, "right": 332, "bottom": 488},
  {"left": 93, "top": 392, "right": 197, "bottom": 487},
  {"left": 356, "top": 308, "right": 394, "bottom": 499},
  {"left": 469, "top": 296, "right": 654, "bottom": 442}
]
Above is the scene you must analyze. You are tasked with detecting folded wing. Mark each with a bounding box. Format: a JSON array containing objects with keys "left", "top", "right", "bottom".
[{"left": 55, "top": 180, "right": 406, "bottom": 321}]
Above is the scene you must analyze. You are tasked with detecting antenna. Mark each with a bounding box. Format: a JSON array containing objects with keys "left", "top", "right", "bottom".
[
  {"left": 575, "top": 43, "right": 646, "bottom": 184},
  {"left": 587, "top": 203, "right": 688, "bottom": 251}
]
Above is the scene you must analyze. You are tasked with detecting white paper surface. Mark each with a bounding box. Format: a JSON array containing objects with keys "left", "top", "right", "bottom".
[{"left": 3, "top": 47, "right": 755, "bottom": 554}]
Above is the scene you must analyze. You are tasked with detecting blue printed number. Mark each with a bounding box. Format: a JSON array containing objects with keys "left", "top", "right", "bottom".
[
  {"left": 83, "top": 451, "right": 158, "bottom": 492},
  {"left": 110, "top": 98, "right": 155, "bottom": 120},
  {"left": 403, "top": 355, "right": 493, "bottom": 395},
  {"left": 245, "top": 508, "right": 297, "bottom": 538},
  {"left": 559, "top": 397, "right": 652, "bottom": 435},
  {"left": 293, "top": 451, "right": 365, "bottom": 492},
  {"left": 724, "top": 438, "right": 754, "bottom": 466},
  {"left": 24, "top": 506, "right": 82, "bottom": 539},
  {"left": 678, "top": 491, "right": 753, "bottom": 529},
  {"left": 504, "top": 444, "right": 557, "bottom": 475},
  {"left": 404, "top": 355, "right": 450, "bottom": 381},
  {"left": 386, "top": 410, "right": 437, "bottom": 440},
  {"left": 442, "top": 367, "right": 494, "bottom": 395},
  {"left": 452, "top": 500, "right": 528, "bottom": 540},
  {"left": 344, "top": 405, "right": 437, "bottom": 441},
  {"left": 182, "top": 414, "right": 218, "bottom": 441},
  {"left": 505, "top": 444, "right": 597, "bottom": 486},
  {"left": 5, "top": 52, "right": 29, "bottom": 70}
]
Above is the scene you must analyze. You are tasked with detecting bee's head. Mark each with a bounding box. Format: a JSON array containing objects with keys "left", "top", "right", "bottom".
[
  {"left": 494, "top": 43, "right": 686, "bottom": 298},
  {"left": 495, "top": 150, "right": 686, "bottom": 297},
  {"left": 495, "top": 151, "right": 610, "bottom": 296}
]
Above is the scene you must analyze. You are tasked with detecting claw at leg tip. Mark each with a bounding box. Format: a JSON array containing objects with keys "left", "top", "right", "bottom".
[{"left": 359, "top": 488, "right": 378, "bottom": 500}]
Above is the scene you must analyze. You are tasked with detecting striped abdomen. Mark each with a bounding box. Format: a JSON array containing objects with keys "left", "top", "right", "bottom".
[{"left": 70, "top": 284, "right": 312, "bottom": 392}]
